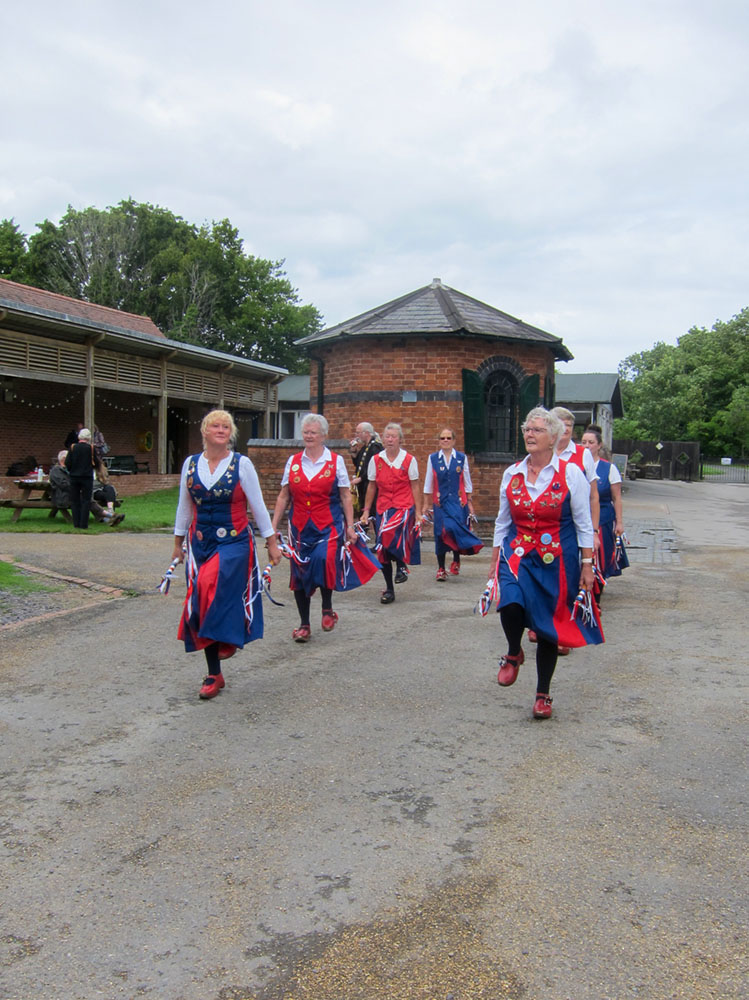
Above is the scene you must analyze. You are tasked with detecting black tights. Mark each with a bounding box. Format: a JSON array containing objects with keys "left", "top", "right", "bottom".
[
  {"left": 499, "top": 602, "right": 558, "bottom": 695},
  {"left": 204, "top": 642, "right": 222, "bottom": 676},
  {"left": 437, "top": 552, "right": 460, "bottom": 570},
  {"left": 294, "top": 587, "right": 333, "bottom": 626},
  {"left": 380, "top": 558, "right": 407, "bottom": 590}
]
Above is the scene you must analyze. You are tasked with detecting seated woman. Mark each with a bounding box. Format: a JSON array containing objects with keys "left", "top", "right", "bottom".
[{"left": 93, "top": 463, "right": 125, "bottom": 526}]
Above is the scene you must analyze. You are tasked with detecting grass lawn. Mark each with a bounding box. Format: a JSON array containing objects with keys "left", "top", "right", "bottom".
[
  {"left": 0, "top": 487, "right": 180, "bottom": 534},
  {"left": 0, "top": 559, "right": 61, "bottom": 594}
]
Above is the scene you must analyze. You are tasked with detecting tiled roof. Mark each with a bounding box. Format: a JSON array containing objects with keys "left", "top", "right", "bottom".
[
  {"left": 297, "top": 278, "right": 573, "bottom": 360},
  {"left": 0, "top": 278, "right": 165, "bottom": 339}
]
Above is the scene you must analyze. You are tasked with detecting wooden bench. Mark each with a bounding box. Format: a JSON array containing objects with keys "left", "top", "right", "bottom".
[{"left": 105, "top": 455, "right": 150, "bottom": 475}]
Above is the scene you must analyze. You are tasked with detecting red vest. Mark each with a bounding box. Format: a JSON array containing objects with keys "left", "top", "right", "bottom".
[
  {"left": 505, "top": 465, "right": 570, "bottom": 577},
  {"left": 373, "top": 452, "right": 415, "bottom": 514},
  {"left": 287, "top": 452, "right": 339, "bottom": 530}
]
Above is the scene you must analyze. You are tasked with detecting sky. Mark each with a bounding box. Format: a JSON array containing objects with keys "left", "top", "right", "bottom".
[{"left": 3, "top": 0, "right": 748, "bottom": 373}]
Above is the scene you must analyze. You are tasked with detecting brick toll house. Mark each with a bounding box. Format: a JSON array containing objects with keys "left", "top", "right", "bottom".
[{"left": 292, "top": 278, "right": 574, "bottom": 523}]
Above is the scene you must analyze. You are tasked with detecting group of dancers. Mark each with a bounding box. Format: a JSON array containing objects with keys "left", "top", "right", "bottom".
[{"left": 169, "top": 406, "right": 626, "bottom": 716}]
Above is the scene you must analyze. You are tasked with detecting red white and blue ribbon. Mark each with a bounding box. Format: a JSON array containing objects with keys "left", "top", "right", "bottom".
[
  {"left": 571, "top": 589, "right": 597, "bottom": 627},
  {"left": 260, "top": 563, "right": 285, "bottom": 606},
  {"left": 156, "top": 557, "right": 181, "bottom": 594},
  {"left": 474, "top": 560, "right": 500, "bottom": 616},
  {"left": 615, "top": 532, "right": 628, "bottom": 569}
]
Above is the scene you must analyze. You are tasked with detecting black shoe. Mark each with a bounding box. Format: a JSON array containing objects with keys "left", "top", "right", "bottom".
[
  {"left": 394, "top": 567, "right": 409, "bottom": 584},
  {"left": 380, "top": 590, "right": 395, "bottom": 604}
]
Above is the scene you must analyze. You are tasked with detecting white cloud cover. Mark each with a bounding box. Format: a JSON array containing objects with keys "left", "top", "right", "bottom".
[{"left": 2, "top": 0, "right": 748, "bottom": 371}]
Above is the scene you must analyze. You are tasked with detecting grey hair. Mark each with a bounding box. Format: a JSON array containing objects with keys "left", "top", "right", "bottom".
[
  {"left": 58, "top": 450, "right": 68, "bottom": 464},
  {"left": 357, "top": 421, "right": 375, "bottom": 436},
  {"left": 383, "top": 422, "right": 405, "bottom": 443},
  {"left": 521, "top": 407, "right": 564, "bottom": 447},
  {"left": 301, "top": 412, "right": 329, "bottom": 436},
  {"left": 78, "top": 428, "right": 92, "bottom": 441},
  {"left": 550, "top": 406, "right": 575, "bottom": 425}
]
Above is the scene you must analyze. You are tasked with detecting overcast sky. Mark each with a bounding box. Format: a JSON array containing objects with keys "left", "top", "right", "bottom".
[{"left": 3, "top": 0, "right": 748, "bottom": 372}]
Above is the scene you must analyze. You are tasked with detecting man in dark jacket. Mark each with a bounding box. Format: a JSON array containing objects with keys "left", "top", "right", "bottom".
[{"left": 64, "top": 428, "right": 95, "bottom": 528}]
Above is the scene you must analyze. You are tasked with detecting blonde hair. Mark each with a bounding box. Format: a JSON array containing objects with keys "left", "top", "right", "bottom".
[{"left": 201, "top": 409, "right": 238, "bottom": 444}]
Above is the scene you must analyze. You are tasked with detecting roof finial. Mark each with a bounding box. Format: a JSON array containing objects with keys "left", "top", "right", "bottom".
[{"left": 430, "top": 277, "right": 442, "bottom": 288}]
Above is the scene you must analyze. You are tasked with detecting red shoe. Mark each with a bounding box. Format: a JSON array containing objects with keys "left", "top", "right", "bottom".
[
  {"left": 436, "top": 568, "right": 447, "bottom": 581},
  {"left": 199, "top": 674, "right": 225, "bottom": 700},
  {"left": 533, "top": 693, "right": 553, "bottom": 719},
  {"left": 321, "top": 610, "right": 338, "bottom": 632},
  {"left": 449, "top": 562, "right": 460, "bottom": 576},
  {"left": 528, "top": 630, "right": 538, "bottom": 643},
  {"left": 292, "top": 625, "right": 311, "bottom": 642},
  {"left": 497, "top": 649, "right": 525, "bottom": 687},
  {"left": 557, "top": 646, "right": 571, "bottom": 656}
]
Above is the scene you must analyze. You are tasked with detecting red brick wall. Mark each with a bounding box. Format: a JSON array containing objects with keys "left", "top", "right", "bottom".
[{"left": 0, "top": 381, "right": 160, "bottom": 476}]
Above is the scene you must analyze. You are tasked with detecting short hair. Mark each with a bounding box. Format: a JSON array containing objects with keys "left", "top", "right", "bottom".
[
  {"left": 200, "top": 409, "right": 238, "bottom": 444},
  {"left": 58, "top": 450, "right": 68, "bottom": 464},
  {"left": 78, "top": 428, "right": 92, "bottom": 441},
  {"left": 522, "top": 407, "right": 564, "bottom": 447},
  {"left": 439, "top": 427, "right": 455, "bottom": 440},
  {"left": 383, "top": 422, "right": 405, "bottom": 443},
  {"left": 357, "top": 421, "right": 375, "bottom": 436},
  {"left": 551, "top": 406, "right": 575, "bottom": 425},
  {"left": 301, "top": 412, "right": 329, "bottom": 436}
]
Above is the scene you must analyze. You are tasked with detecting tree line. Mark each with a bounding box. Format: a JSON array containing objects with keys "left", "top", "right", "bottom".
[
  {"left": 0, "top": 200, "right": 320, "bottom": 372},
  {"left": 615, "top": 308, "right": 749, "bottom": 458}
]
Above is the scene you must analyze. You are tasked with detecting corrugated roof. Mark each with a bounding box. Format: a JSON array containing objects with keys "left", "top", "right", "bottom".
[
  {"left": 297, "top": 278, "right": 573, "bottom": 360},
  {"left": 555, "top": 373, "right": 623, "bottom": 418}
]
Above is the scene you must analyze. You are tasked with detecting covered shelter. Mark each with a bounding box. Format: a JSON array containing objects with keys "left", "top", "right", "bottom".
[
  {"left": 554, "top": 373, "right": 624, "bottom": 449},
  {"left": 0, "top": 278, "right": 286, "bottom": 477}
]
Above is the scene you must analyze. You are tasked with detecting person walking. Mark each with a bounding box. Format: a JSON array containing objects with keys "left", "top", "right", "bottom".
[
  {"left": 361, "top": 422, "right": 421, "bottom": 604},
  {"left": 271, "top": 413, "right": 380, "bottom": 642},
  {"left": 493, "top": 407, "right": 604, "bottom": 720},
  {"left": 423, "top": 427, "right": 483, "bottom": 580},
  {"left": 171, "top": 409, "right": 281, "bottom": 700}
]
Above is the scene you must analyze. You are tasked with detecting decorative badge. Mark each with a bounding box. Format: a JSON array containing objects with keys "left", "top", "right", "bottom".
[
  {"left": 216, "top": 527, "right": 227, "bottom": 538},
  {"left": 514, "top": 546, "right": 525, "bottom": 557},
  {"left": 293, "top": 476, "right": 301, "bottom": 483},
  {"left": 230, "top": 529, "right": 237, "bottom": 537},
  {"left": 324, "top": 468, "right": 331, "bottom": 477},
  {"left": 551, "top": 482, "right": 562, "bottom": 491},
  {"left": 292, "top": 463, "right": 300, "bottom": 471},
  {"left": 543, "top": 552, "right": 555, "bottom": 564},
  {"left": 511, "top": 476, "right": 521, "bottom": 490},
  {"left": 541, "top": 532, "right": 552, "bottom": 545},
  {"left": 196, "top": 530, "right": 203, "bottom": 541}
]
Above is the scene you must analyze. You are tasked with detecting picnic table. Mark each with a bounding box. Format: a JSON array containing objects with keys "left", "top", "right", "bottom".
[{"left": 0, "top": 479, "right": 74, "bottom": 523}]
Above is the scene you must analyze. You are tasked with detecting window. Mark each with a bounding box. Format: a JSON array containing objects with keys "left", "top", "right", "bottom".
[{"left": 484, "top": 371, "right": 518, "bottom": 453}]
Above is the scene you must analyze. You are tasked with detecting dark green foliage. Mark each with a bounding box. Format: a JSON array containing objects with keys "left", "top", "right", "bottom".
[
  {"left": 4, "top": 200, "right": 320, "bottom": 372},
  {"left": 615, "top": 309, "right": 749, "bottom": 456}
]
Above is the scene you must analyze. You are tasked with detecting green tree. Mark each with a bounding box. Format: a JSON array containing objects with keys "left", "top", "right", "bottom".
[
  {"left": 0, "top": 219, "right": 28, "bottom": 281},
  {"left": 21, "top": 200, "right": 319, "bottom": 371},
  {"left": 615, "top": 309, "right": 749, "bottom": 455}
]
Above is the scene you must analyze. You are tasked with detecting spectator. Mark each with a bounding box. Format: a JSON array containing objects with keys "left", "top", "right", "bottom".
[{"left": 64, "top": 429, "right": 95, "bottom": 529}]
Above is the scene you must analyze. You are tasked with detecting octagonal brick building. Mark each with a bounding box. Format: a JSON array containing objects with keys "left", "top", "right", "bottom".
[{"left": 296, "top": 278, "right": 574, "bottom": 518}]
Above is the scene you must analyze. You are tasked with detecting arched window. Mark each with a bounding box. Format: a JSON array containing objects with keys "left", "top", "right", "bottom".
[{"left": 484, "top": 370, "right": 518, "bottom": 453}]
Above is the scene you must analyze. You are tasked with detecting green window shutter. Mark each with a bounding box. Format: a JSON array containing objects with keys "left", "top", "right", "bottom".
[
  {"left": 462, "top": 368, "right": 486, "bottom": 452},
  {"left": 517, "top": 374, "right": 541, "bottom": 452},
  {"left": 544, "top": 371, "right": 554, "bottom": 408}
]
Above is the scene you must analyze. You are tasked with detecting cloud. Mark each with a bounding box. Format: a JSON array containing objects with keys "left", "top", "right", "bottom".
[{"left": 2, "top": 0, "right": 748, "bottom": 372}]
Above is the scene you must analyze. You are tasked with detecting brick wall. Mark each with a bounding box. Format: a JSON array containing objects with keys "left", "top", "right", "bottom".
[
  {"left": 1, "top": 382, "right": 159, "bottom": 476},
  {"left": 0, "top": 473, "right": 180, "bottom": 501}
]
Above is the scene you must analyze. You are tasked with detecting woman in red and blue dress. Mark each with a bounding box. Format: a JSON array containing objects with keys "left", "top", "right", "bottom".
[
  {"left": 172, "top": 410, "right": 281, "bottom": 700},
  {"left": 272, "top": 413, "right": 380, "bottom": 642},
  {"left": 423, "top": 427, "right": 483, "bottom": 580},
  {"left": 362, "top": 422, "right": 421, "bottom": 604},
  {"left": 493, "top": 407, "right": 604, "bottom": 719},
  {"left": 582, "top": 427, "right": 629, "bottom": 588}
]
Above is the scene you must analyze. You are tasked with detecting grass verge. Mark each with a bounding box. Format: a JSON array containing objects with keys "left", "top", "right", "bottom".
[{"left": 0, "top": 487, "right": 179, "bottom": 534}]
